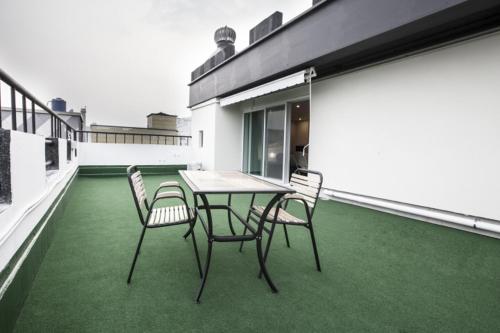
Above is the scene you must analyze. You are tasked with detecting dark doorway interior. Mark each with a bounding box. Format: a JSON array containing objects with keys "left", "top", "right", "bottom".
[{"left": 289, "top": 100, "right": 310, "bottom": 176}]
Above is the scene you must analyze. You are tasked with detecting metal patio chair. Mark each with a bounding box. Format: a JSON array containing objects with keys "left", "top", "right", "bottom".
[
  {"left": 240, "top": 169, "right": 323, "bottom": 272},
  {"left": 126, "top": 165, "right": 202, "bottom": 283}
]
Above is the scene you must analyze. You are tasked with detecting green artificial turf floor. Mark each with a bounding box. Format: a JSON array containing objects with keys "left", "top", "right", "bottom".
[{"left": 13, "top": 175, "right": 500, "bottom": 332}]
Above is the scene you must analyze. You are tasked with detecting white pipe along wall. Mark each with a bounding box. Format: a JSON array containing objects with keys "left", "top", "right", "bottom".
[{"left": 323, "top": 189, "right": 500, "bottom": 237}]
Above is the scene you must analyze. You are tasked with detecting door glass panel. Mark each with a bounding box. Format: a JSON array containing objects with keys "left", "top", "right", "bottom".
[
  {"left": 264, "top": 105, "right": 285, "bottom": 179},
  {"left": 243, "top": 113, "right": 250, "bottom": 173},
  {"left": 243, "top": 110, "right": 264, "bottom": 175}
]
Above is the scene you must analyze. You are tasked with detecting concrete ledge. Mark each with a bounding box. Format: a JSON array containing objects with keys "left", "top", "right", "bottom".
[{"left": 78, "top": 165, "right": 187, "bottom": 177}]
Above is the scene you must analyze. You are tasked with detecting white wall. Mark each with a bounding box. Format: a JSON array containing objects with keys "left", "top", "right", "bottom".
[
  {"left": 310, "top": 32, "right": 500, "bottom": 221},
  {"left": 0, "top": 132, "right": 78, "bottom": 272},
  {"left": 189, "top": 99, "right": 242, "bottom": 171},
  {"left": 214, "top": 104, "right": 243, "bottom": 170},
  {"left": 190, "top": 100, "right": 217, "bottom": 170},
  {"left": 78, "top": 142, "right": 191, "bottom": 166}
]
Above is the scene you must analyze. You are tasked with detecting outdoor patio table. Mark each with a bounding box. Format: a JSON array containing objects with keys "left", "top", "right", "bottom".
[{"left": 179, "top": 170, "right": 295, "bottom": 303}]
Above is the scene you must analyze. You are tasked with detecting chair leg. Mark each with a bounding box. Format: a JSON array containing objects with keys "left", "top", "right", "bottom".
[
  {"left": 283, "top": 224, "right": 291, "bottom": 248},
  {"left": 258, "top": 221, "right": 276, "bottom": 279},
  {"left": 183, "top": 215, "right": 196, "bottom": 240},
  {"left": 240, "top": 193, "right": 256, "bottom": 253},
  {"left": 227, "top": 212, "right": 236, "bottom": 236},
  {"left": 238, "top": 226, "right": 248, "bottom": 252},
  {"left": 182, "top": 227, "right": 192, "bottom": 239},
  {"left": 183, "top": 208, "right": 198, "bottom": 240},
  {"left": 195, "top": 240, "right": 213, "bottom": 303},
  {"left": 127, "top": 226, "right": 147, "bottom": 284},
  {"left": 256, "top": 234, "right": 278, "bottom": 293},
  {"left": 189, "top": 221, "right": 203, "bottom": 278},
  {"left": 308, "top": 223, "right": 321, "bottom": 272}
]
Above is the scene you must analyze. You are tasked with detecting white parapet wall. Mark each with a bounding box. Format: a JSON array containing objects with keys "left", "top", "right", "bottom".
[
  {"left": 0, "top": 131, "right": 78, "bottom": 273},
  {"left": 78, "top": 142, "right": 191, "bottom": 166},
  {"left": 0, "top": 137, "right": 191, "bottom": 274}
]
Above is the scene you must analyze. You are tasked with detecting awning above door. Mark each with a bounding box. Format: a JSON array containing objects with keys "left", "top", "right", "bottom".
[{"left": 219, "top": 70, "right": 309, "bottom": 107}]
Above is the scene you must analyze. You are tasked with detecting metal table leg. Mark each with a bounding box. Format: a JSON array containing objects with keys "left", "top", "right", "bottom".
[
  {"left": 255, "top": 193, "right": 283, "bottom": 293},
  {"left": 239, "top": 193, "right": 256, "bottom": 252},
  {"left": 195, "top": 193, "right": 214, "bottom": 303},
  {"left": 227, "top": 194, "right": 236, "bottom": 235}
]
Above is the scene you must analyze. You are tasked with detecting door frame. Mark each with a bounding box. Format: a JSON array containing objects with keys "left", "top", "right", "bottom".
[{"left": 241, "top": 94, "right": 309, "bottom": 183}]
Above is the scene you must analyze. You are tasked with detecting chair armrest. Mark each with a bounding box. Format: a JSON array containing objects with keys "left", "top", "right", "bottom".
[
  {"left": 155, "top": 191, "right": 184, "bottom": 200},
  {"left": 154, "top": 181, "right": 186, "bottom": 199},
  {"left": 276, "top": 194, "right": 313, "bottom": 221},
  {"left": 159, "top": 181, "right": 180, "bottom": 187}
]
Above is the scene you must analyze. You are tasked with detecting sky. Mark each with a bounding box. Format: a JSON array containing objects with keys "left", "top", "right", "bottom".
[{"left": 0, "top": 0, "right": 311, "bottom": 127}]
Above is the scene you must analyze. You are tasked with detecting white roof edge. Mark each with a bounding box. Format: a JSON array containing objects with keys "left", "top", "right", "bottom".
[{"left": 189, "top": 98, "right": 220, "bottom": 111}]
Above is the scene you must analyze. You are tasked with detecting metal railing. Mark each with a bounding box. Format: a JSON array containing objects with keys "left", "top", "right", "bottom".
[
  {"left": 0, "top": 68, "right": 191, "bottom": 146},
  {"left": 0, "top": 67, "right": 82, "bottom": 139},
  {"left": 77, "top": 130, "right": 191, "bottom": 146}
]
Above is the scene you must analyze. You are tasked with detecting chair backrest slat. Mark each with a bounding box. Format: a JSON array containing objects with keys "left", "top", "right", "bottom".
[
  {"left": 127, "top": 165, "right": 148, "bottom": 225},
  {"left": 131, "top": 171, "right": 147, "bottom": 209},
  {"left": 289, "top": 169, "right": 323, "bottom": 215},
  {"left": 289, "top": 181, "right": 319, "bottom": 199},
  {"left": 291, "top": 173, "right": 321, "bottom": 184},
  {"left": 290, "top": 175, "right": 321, "bottom": 189}
]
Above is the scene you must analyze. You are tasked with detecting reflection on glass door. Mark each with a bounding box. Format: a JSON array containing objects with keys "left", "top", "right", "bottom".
[
  {"left": 243, "top": 105, "right": 286, "bottom": 181},
  {"left": 243, "top": 110, "right": 264, "bottom": 175},
  {"left": 264, "top": 105, "right": 285, "bottom": 179}
]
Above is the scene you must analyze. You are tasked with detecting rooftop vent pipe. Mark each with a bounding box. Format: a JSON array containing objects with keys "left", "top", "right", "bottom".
[{"left": 191, "top": 26, "right": 236, "bottom": 81}]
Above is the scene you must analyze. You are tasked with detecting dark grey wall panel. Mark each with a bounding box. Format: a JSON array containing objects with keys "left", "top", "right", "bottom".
[
  {"left": 0, "top": 129, "right": 11, "bottom": 204},
  {"left": 189, "top": 0, "right": 500, "bottom": 107},
  {"left": 45, "top": 138, "right": 59, "bottom": 171}
]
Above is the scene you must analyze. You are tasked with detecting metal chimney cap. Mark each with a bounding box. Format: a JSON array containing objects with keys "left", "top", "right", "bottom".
[{"left": 214, "top": 26, "right": 236, "bottom": 44}]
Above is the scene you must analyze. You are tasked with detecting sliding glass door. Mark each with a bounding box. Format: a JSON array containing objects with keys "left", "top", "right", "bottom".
[
  {"left": 243, "top": 105, "right": 286, "bottom": 180},
  {"left": 243, "top": 110, "right": 264, "bottom": 175},
  {"left": 264, "top": 106, "right": 285, "bottom": 179}
]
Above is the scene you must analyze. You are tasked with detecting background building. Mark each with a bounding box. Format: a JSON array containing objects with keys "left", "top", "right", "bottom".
[
  {"left": 90, "top": 112, "right": 183, "bottom": 144},
  {"left": 147, "top": 112, "right": 177, "bottom": 130}
]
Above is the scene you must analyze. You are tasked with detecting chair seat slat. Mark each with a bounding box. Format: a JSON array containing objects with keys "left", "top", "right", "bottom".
[
  {"left": 252, "top": 206, "right": 306, "bottom": 225},
  {"left": 149, "top": 209, "right": 157, "bottom": 224},
  {"left": 179, "top": 205, "right": 185, "bottom": 221},
  {"left": 156, "top": 207, "right": 163, "bottom": 224},
  {"left": 147, "top": 205, "right": 194, "bottom": 226}
]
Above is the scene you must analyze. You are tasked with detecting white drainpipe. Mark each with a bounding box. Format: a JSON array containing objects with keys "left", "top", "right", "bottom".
[{"left": 323, "top": 189, "right": 500, "bottom": 236}]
